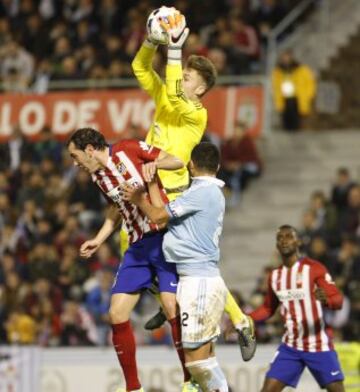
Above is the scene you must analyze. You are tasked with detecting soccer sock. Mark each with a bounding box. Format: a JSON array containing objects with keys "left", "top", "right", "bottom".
[
  {"left": 112, "top": 321, "right": 141, "bottom": 391},
  {"left": 186, "top": 357, "right": 228, "bottom": 392},
  {"left": 168, "top": 316, "right": 191, "bottom": 382},
  {"left": 224, "top": 290, "right": 248, "bottom": 328}
]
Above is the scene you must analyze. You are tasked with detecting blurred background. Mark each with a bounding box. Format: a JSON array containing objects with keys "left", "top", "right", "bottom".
[{"left": 0, "top": 0, "right": 359, "bottom": 391}]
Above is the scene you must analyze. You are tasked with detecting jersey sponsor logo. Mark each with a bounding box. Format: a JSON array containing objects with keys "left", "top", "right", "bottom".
[
  {"left": 331, "top": 371, "right": 340, "bottom": 376},
  {"left": 106, "top": 187, "right": 122, "bottom": 203},
  {"left": 276, "top": 288, "right": 306, "bottom": 301},
  {"left": 170, "top": 281, "right": 178, "bottom": 287}
]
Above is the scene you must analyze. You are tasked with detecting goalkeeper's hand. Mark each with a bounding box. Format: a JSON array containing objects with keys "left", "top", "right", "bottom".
[{"left": 160, "top": 13, "right": 189, "bottom": 48}]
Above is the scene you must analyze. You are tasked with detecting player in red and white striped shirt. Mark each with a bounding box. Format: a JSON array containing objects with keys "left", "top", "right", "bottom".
[
  {"left": 251, "top": 225, "right": 345, "bottom": 392},
  {"left": 67, "top": 128, "right": 186, "bottom": 392}
]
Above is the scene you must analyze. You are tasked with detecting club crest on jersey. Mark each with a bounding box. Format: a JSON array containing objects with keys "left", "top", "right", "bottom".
[{"left": 116, "top": 162, "right": 128, "bottom": 176}]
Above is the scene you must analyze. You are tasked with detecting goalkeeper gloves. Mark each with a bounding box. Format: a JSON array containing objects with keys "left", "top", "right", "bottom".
[{"left": 160, "top": 13, "right": 189, "bottom": 64}]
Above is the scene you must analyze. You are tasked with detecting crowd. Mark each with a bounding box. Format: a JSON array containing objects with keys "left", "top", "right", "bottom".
[
  {"left": 0, "top": 0, "right": 303, "bottom": 92},
  {"left": 0, "top": 124, "right": 358, "bottom": 347}
]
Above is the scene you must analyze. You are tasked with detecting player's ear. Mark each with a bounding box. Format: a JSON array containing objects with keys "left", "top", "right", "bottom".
[
  {"left": 84, "top": 144, "right": 95, "bottom": 158},
  {"left": 195, "top": 83, "right": 206, "bottom": 97},
  {"left": 188, "top": 160, "right": 195, "bottom": 173}
]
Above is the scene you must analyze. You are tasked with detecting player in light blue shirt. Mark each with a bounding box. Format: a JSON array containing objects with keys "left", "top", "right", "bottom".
[
  {"left": 122, "top": 143, "right": 229, "bottom": 392},
  {"left": 163, "top": 173, "right": 225, "bottom": 277}
]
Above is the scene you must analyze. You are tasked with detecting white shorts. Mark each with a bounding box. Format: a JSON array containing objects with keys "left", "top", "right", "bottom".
[{"left": 176, "top": 275, "right": 227, "bottom": 348}]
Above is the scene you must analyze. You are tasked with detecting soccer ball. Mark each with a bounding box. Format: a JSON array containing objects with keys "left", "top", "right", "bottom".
[{"left": 146, "top": 6, "right": 175, "bottom": 45}]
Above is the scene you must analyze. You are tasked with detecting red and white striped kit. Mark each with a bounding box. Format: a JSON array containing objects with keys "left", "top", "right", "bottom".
[
  {"left": 251, "top": 257, "right": 343, "bottom": 352},
  {"left": 92, "top": 139, "right": 168, "bottom": 244}
]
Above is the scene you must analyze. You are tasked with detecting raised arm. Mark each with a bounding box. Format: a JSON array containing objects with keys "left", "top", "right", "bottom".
[{"left": 131, "top": 39, "right": 163, "bottom": 101}]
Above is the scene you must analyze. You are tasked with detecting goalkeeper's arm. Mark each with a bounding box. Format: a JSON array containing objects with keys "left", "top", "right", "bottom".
[{"left": 131, "top": 36, "right": 163, "bottom": 100}]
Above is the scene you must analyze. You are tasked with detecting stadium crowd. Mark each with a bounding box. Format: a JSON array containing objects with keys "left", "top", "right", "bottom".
[
  {"left": 0, "top": 124, "right": 359, "bottom": 347},
  {"left": 0, "top": 0, "right": 303, "bottom": 92}
]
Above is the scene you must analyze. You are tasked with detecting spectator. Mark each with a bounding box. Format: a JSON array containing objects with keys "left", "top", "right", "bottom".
[
  {"left": 272, "top": 50, "right": 316, "bottom": 131},
  {"left": 331, "top": 167, "right": 357, "bottom": 213},
  {"left": 0, "top": 38, "right": 35, "bottom": 91},
  {"left": 207, "top": 47, "right": 232, "bottom": 76},
  {"left": 252, "top": 0, "right": 286, "bottom": 44},
  {"left": 219, "top": 121, "right": 263, "bottom": 206},
  {"left": 86, "top": 269, "right": 113, "bottom": 345},
  {"left": 183, "top": 33, "right": 208, "bottom": 59},
  {"left": 229, "top": 15, "right": 259, "bottom": 60},
  {"left": 338, "top": 185, "right": 360, "bottom": 238},
  {"left": 299, "top": 209, "right": 325, "bottom": 254},
  {"left": 32, "top": 126, "right": 63, "bottom": 164},
  {"left": 60, "top": 300, "right": 98, "bottom": 346},
  {"left": 5, "top": 307, "right": 37, "bottom": 344},
  {"left": 0, "top": 125, "right": 34, "bottom": 172}
]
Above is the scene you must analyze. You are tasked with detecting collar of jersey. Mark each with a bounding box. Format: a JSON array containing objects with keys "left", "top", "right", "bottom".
[{"left": 192, "top": 176, "right": 225, "bottom": 188}]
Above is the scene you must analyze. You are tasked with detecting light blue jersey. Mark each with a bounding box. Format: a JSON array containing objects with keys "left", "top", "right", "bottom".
[{"left": 163, "top": 176, "right": 225, "bottom": 276}]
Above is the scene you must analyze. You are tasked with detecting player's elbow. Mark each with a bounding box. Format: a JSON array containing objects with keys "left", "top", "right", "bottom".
[
  {"left": 131, "top": 58, "right": 139, "bottom": 73},
  {"left": 328, "top": 293, "right": 344, "bottom": 310},
  {"left": 151, "top": 212, "right": 169, "bottom": 227}
]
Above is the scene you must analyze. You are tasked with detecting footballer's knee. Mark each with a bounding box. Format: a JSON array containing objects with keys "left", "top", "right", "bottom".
[
  {"left": 109, "top": 304, "right": 130, "bottom": 324},
  {"left": 109, "top": 293, "right": 139, "bottom": 324},
  {"left": 261, "top": 378, "right": 286, "bottom": 392}
]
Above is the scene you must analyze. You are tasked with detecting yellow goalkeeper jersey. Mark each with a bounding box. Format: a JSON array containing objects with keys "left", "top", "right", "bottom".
[{"left": 132, "top": 42, "right": 207, "bottom": 200}]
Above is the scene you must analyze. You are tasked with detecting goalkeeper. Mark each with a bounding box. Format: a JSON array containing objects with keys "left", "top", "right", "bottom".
[{"left": 130, "top": 9, "right": 256, "bottom": 363}]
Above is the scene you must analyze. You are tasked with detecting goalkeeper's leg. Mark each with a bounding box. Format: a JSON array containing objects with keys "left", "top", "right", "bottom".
[{"left": 225, "top": 290, "right": 256, "bottom": 361}]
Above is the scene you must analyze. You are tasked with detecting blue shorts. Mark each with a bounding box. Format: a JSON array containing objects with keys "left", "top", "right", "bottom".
[
  {"left": 112, "top": 231, "right": 178, "bottom": 294},
  {"left": 266, "top": 343, "right": 344, "bottom": 388}
]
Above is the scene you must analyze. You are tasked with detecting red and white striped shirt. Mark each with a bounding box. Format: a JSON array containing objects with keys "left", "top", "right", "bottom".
[
  {"left": 250, "top": 257, "right": 343, "bottom": 352},
  {"left": 92, "top": 139, "right": 168, "bottom": 244}
]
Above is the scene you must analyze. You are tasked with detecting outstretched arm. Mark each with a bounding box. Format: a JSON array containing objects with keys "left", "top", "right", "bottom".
[{"left": 131, "top": 38, "right": 163, "bottom": 101}]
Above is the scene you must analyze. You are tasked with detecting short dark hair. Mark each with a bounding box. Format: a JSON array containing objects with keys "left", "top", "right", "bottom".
[
  {"left": 277, "top": 224, "right": 299, "bottom": 238},
  {"left": 66, "top": 128, "right": 108, "bottom": 151},
  {"left": 191, "top": 142, "right": 220, "bottom": 173},
  {"left": 186, "top": 55, "right": 217, "bottom": 96}
]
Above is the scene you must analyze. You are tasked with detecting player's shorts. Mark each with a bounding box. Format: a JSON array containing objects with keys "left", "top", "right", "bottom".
[
  {"left": 176, "top": 275, "right": 227, "bottom": 349},
  {"left": 266, "top": 343, "right": 344, "bottom": 388},
  {"left": 112, "top": 231, "right": 178, "bottom": 294}
]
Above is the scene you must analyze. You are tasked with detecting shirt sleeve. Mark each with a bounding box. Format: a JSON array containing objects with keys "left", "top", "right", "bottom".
[
  {"left": 314, "top": 263, "right": 343, "bottom": 310},
  {"left": 165, "top": 188, "right": 202, "bottom": 220},
  {"left": 131, "top": 42, "right": 163, "bottom": 102},
  {"left": 249, "top": 274, "right": 279, "bottom": 322},
  {"left": 119, "top": 139, "right": 161, "bottom": 162}
]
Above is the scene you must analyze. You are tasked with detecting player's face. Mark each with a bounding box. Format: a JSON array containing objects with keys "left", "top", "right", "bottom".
[
  {"left": 182, "top": 68, "right": 206, "bottom": 100},
  {"left": 276, "top": 228, "right": 299, "bottom": 257},
  {"left": 67, "top": 142, "right": 100, "bottom": 174}
]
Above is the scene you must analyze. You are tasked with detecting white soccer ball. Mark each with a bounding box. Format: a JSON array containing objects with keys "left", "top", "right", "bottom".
[{"left": 146, "top": 6, "right": 176, "bottom": 45}]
